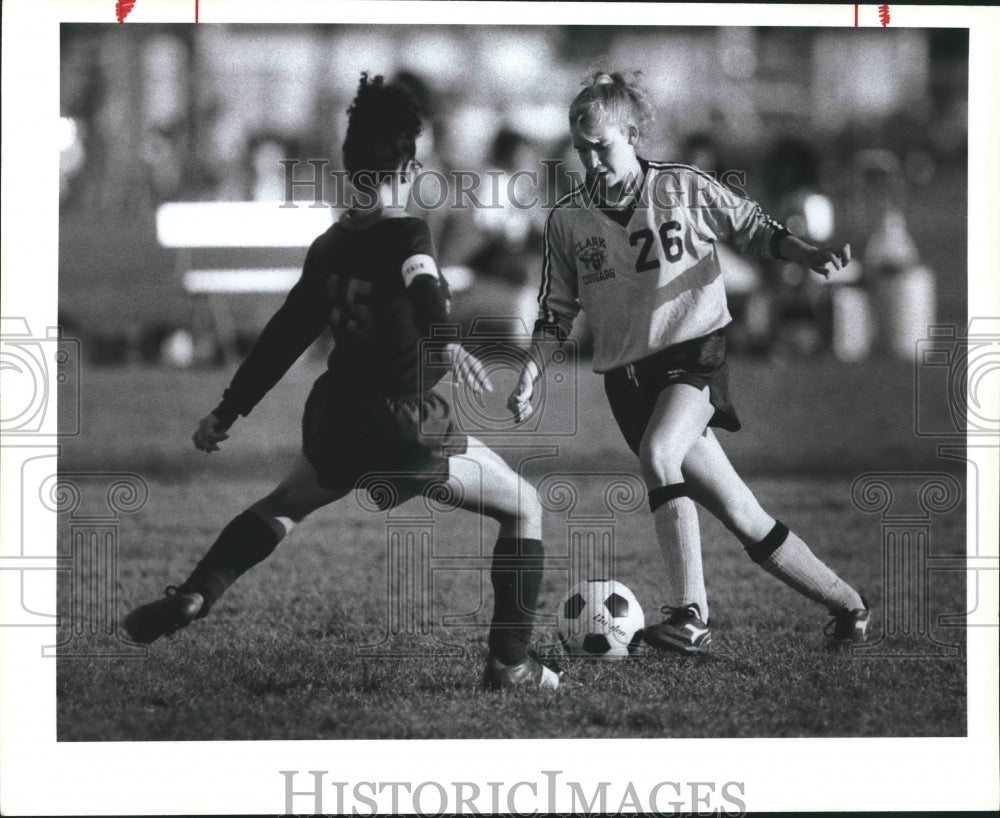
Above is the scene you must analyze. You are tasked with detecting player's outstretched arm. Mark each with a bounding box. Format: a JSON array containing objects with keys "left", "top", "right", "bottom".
[
  {"left": 447, "top": 342, "right": 494, "bottom": 394},
  {"left": 192, "top": 412, "right": 230, "bottom": 454},
  {"left": 515, "top": 208, "right": 578, "bottom": 422},
  {"left": 507, "top": 353, "right": 542, "bottom": 423},
  {"left": 779, "top": 235, "right": 852, "bottom": 278},
  {"left": 508, "top": 319, "right": 574, "bottom": 424}
]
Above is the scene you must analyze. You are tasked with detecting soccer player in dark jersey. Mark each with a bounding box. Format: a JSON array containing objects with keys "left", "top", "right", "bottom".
[
  {"left": 509, "top": 70, "right": 870, "bottom": 653},
  {"left": 124, "top": 74, "right": 560, "bottom": 691}
]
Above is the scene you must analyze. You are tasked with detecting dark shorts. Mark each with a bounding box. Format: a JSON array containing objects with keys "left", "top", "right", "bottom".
[
  {"left": 603, "top": 329, "right": 741, "bottom": 455},
  {"left": 302, "top": 372, "right": 469, "bottom": 509}
]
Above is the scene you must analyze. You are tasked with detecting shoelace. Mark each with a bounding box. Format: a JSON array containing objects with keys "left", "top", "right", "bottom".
[
  {"left": 159, "top": 585, "right": 204, "bottom": 629},
  {"left": 660, "top": 604, "right": 701, "bottom": 625},
  {"left": 526, "top": 650, "right": 563, "bottom": 676},
  {"left": 824, "top": 598, "right": 871, "bottom": 636}
]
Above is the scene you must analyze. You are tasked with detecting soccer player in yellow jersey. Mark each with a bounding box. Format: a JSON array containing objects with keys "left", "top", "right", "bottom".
[{"left": 510, "top": 70, "right": 870, "bottom": 653}]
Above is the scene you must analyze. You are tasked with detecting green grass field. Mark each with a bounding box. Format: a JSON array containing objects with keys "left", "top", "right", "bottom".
[{"left": 56, "top": 355, "right": 967, "bottom": 740}]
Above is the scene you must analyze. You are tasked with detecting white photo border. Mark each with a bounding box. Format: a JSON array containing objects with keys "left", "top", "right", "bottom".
[{"left": 1, "top": 1, "right": 998, "bottom": 814}]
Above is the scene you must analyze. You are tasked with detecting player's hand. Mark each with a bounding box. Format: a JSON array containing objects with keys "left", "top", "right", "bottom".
[
  {"left": 447, "top": 343, "right": 493, "bottom": 394},
  {"left": 803, "top": 243, "right": 851, "bottom": 278},
  {"left": 507, "top": 364, "right": 537, "bottom": 423},
  {"left": 192, "top": 412, "right": 230, "bottom": 453}
]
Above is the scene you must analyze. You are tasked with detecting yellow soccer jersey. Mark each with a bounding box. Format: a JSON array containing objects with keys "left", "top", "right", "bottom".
[{"left": 537, "top": 159, "right": 788, "bottom": 372}]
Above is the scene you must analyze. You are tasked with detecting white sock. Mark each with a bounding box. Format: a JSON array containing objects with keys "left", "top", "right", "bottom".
[
  {"left": 650, "top": 484, "right": 709, "bottom": 621},
  {"left": 749, "top": 522, "right": 863, "bottom": 613}
]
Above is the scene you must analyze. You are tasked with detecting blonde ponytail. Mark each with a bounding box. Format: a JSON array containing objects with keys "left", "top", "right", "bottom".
[{"left": 570, "top": 69, "right": 654, "bottom": 136}]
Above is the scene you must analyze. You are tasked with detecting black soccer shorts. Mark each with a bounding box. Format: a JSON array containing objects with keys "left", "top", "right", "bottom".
[
  {"left": 302, "top": 371, "right": 469, "bottom": 509},
  {"left": 602, "top": 328, "right": 742, "bottom": 455}
]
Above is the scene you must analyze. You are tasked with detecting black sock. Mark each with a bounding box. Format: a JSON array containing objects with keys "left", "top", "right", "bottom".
[
  {"left": 488, "top": 537, "right": 544, "bottom": 665},
  {"left": 179, "top": 510, "right": 285, "bottom": 616}
]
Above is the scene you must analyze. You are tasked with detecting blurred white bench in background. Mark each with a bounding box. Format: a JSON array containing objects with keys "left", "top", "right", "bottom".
[{"left": 156, "top": 202, "right": 334, "bottom": 362}]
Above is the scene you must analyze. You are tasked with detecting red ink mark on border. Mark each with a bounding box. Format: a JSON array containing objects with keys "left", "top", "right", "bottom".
[
  {"left": 116, "top": 0, "right": 136, "bottom": 23},
  {"left": 854, "top": 4, "right": 859, "bottom": 26},
  {"left": 879, "top": 4, "right": 891, "bottom": 27}
]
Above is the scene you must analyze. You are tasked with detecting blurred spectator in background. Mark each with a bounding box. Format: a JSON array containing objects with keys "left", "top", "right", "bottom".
[
  {"left": 60, "top": 117, "right": 88, "bottom": 209},
  {"left": 140, "top": 120, "right": 185, "bottom": 204},
  {"left": 432, "top": 126, "right": 548, "bottom": 339},
  {"left": 60, "top": 40, "right": 110, "bottom": 214},
  {"left": 466, "top": 127, "right": 545, "bottom": 287},
  {"left": 248, "top": 133, "right": 302, "bottom": 201},
  {"left": 202, "top": 100, "right": 249, "bottom": 201},
  {"left": 679, "top": 132, "right": 765, "bottom": 355},
  {"left": 679, "top": 132, "right": 721, "bottom": 176},
  {"left": 757, "top": 137, "right": 838, "bottom": 358}
]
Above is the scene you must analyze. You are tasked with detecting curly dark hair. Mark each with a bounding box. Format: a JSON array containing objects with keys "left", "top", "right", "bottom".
[{"left": 342, "top": 73, "right": 423, "bottom": 180}]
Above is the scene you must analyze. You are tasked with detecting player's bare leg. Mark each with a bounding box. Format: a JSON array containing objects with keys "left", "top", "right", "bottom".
[
  {"left": 442, "top": 439, "right": 559, "bottom": 690},
  {"left": 124, "top": 454, "right": 348, "bottom": 644},
  {"left": 681, "top": 429, "right": 869, "bottom": 647},
  {"left": 639, "top": 383, "right": 715, "bottom": 654}
]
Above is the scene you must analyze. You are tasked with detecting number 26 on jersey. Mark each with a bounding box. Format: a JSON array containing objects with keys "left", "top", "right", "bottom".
[{"left": 629, "top": 220, "right": 683, "bottom": 273}]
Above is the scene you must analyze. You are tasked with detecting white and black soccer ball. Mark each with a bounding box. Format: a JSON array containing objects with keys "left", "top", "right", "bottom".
[{"left": 557, "top": 579, "right": 645, "bottom": 659}]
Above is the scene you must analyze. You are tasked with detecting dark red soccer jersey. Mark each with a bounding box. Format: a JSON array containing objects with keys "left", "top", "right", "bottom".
[{"left": 213, "top": 212, "right": 450, "bottom": 424}]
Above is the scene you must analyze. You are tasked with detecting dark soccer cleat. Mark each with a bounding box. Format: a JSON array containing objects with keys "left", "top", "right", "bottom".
[
  {"left": 481, "top": 652, "right": 561, "bottom": 692},
  {"left": 123, "top": 585, "right": 203, "bottom": 644},
  {"left": 824, "top": 596, "right": 871, "bottom": 650},
  {"left": 643, "top": 603, "right": 712, "bottom": 655}
]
